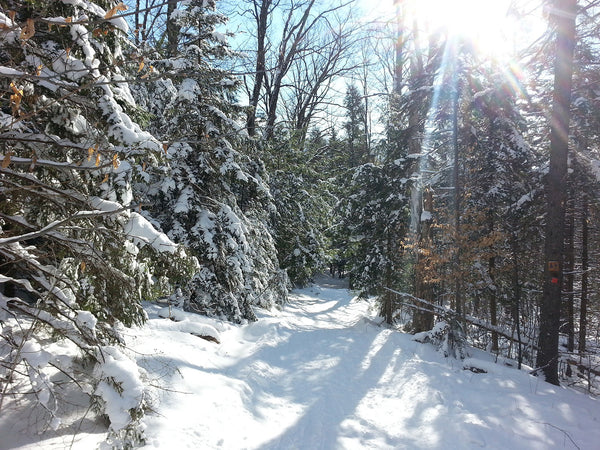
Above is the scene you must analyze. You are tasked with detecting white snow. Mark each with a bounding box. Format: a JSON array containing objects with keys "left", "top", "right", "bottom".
[
  {"left": 2, "top": 277, "right": 599, "bottom": 449},
  {"left": 0, "top": 66, "right": 26, "bottom": 76},
  {"left": 124, "top": 212, "right": 179, "bottom": 254}
]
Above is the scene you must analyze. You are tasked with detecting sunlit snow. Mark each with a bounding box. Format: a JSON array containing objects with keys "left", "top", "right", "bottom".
[{"left": 2, "top": 276, "right": 599, "bottom": 449}]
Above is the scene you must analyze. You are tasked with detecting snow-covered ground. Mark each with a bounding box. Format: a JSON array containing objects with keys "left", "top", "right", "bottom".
[{"left": 3, "top": 276, "right": 599, "bottom": 449}]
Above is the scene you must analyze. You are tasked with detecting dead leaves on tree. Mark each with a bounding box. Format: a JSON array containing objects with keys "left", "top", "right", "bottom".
[{"left": 104, "top": 3, "right": 127, "bottom": 20}]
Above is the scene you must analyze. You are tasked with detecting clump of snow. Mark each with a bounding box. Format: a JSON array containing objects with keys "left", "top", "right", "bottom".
[
  {"left": 421, "top": 210, "right": 432, "bottom": 221},
  {"left": 94, "top": 346, "right": 144, "bottom": 431},
  {"left": 75, "top": 310, "right": 98, "bottom": 332},
  {"left": 124, "top": 212, "right": 178, "bottom": 254}
]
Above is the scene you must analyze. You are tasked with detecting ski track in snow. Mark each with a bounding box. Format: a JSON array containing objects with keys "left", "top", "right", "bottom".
[{"left": 4, "top": 276, "right": 599, "bottom": 449}]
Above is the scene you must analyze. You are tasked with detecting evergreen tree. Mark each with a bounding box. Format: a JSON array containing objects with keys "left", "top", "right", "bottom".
[
  {"left": 266, "top": 130, "right": 331, "bottom": 287},
  {"left": 343, "top": 84, "right": 369, "bottom": 167},
  {"left": 0, "top": 0, "right": 188, "bottom": 443},
  {"left": 132, "top": 0, "right": 287, "bottom": 322}
]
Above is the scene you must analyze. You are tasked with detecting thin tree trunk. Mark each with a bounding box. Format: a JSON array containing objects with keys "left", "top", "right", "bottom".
[
  {"left": 489, "top": 255, "right": 499, "bottom": 353},
  {"left": 166, "top": 0, "right": 180, "bottom": 58},
  {"left": 246, "top": 0, "right": 270, "bottom": 136},
  {"left": 413, "top": 189, "right": 434, "bottom": 332},
  {"left": 565, "top": 196, "right": 575, "bottom": 353},
  {"left": 393, "top": 0, "right": 404, "bottom": 94},
  {"left": 579, "top": 192, "right": 589, "bottom": 354},
  {"left": 135, "top": 0, "right": 141, "bottom": 45},
  {"left": 536, "top": 0, "right": 577, "bottom": 386},
  {"left": 511, "top": 233, "right": 523, "bottom": 369},
  {"left": 452, "top": 67, "right": 463, "bottom": 318}
]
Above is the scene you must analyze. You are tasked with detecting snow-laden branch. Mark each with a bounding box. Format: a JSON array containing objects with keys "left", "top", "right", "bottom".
[{"left": 0, "top": 207, "right": 129, "bottom": 246}]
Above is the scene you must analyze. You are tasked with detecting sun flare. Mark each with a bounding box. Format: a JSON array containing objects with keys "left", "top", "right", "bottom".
[
  {"left": 413, "top": 0, "right": 517, "bottom": 57},
  {"left": 363, "top": 0, "right": 544, "bottom": 60}
]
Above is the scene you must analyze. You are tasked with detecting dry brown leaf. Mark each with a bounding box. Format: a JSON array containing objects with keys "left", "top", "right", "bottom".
[
  {"left": 2, "top": 153, "right": 11, "bottom": 169},
  {"left": 20, "top": 18, "right": 35, "bottom": 40},
  {"left": 104, "top": 3, "right": 127, "bottom": 19},
  {"left": 138, "top": 60, "right": 144, "bottom": 72},
  {"left": 9, "top": 82, "right": 21, "bottom": 95},
  {"left": 10, "top": 93, "right": 21, "bottom": 116},
  {"left": 112, "top": 154, "right": 119, "bottom": 169},
  {"left": 8, "top": 11, "right": 16, "bottom": 22},
  {"left": 65, "top": 47, "right": 71, "bottom": 58},
  {"left": 95, "top": 153, "right": 101, "bottom": 167},
  {"left": 142, "top": 161, "right": 147, "bottom": 172},
  {"left": 102, "top": 173, "right": 109, "bottom": 183},
  {"left": 87, "top": 147, "right": 94, "bottom": 161},
  {"left": 80, "top": 261, "right": 86, "bottom": 272}
]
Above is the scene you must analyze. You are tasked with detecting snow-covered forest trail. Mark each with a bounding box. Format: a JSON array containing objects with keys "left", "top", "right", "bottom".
[
  {"left": 128, "top": 276, "right": 599, "bottom": 450},
  {"left": 7, "top": 276, "right": 598, "bottom": 449}
]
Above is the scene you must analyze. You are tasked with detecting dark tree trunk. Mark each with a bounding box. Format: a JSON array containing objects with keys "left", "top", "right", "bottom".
[
  {"left": 393, "top": 0, "right": 404, "bottom": 94},
  {"left": 452, "top": 69, "right": 463, "bottom": 318},
  {"left": 413, "top": 189, "right": 434, "bottom": 332},
  {"left": 246, "top": 0, "right": 270, "bottom": 136},
  {"left": 565, "top": 196, "right": 575, "bottom": 353},
  {"left": 166, "top": 0, "right": 180, "bottom": 58},
  {"left": 489, "top": 253, "right": 499, "bottom": 354},
  {"left": 536, "top": 0, "right": 577, "bottom": 386},
  {"left": 511, "top": 233, "right": 523, "bottom": 369},
  {"left": 579, "top": 192, "right": 589, "bottom": 354}
]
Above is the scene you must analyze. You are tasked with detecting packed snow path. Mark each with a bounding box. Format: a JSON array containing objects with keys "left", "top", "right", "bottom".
[{"left": 128, "top": 276, "right": 599, "bottom": 450}]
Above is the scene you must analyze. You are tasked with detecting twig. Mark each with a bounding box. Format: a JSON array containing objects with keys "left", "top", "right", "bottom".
[{"left": 538, "top": 422, "right": 580, "bottom": 450}]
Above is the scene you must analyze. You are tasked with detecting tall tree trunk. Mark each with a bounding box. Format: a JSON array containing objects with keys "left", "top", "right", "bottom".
[
  {"left": 382, "top": 232, "right": 395, "bottom": 325},
  {"left": 565, "top": 196, "right": 575, "bottom": 353},
  {"left": 489, "top": 255, "right": 499, "bottom": 353},
  {"left": 511, "top": 233, "right": 523, "bottom": 369},
  {"left": 413, "top": 189, "right": 434, "bottom": 332},
  {"left": 393, "top": 0, "right": 404, "bottom": 94},
  {"left": 166, "top": 0, "right": 180, "bottom": 58},
  {"left": 135, "top": 0, "right": 141, "bottom": 45},
  {"left": 246, "top": 0, "right": 270, "bottom": 136},
  {"left": 536, "top": 0, "right": 577, "bottom": 386},
  {"left": 452, "top": 66, "right": 463, "bottom": 318},
  {"left": 578, "top": 192, "right": 589, "bottom": 354}
]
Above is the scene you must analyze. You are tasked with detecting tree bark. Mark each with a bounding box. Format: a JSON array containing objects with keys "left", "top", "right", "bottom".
[
  {"left": 535, "top": 0, "right": 577, "bottom": 386},
  {"left": 166, "top": 0, "right": 180, "bottom": 58},
  {"left": 578, "top": 192, "right": 589, "bottom": 354},
  {"left": 565, "top": 196, "right": 575, "bottom": 353},
  {"left": 413, "top": 188, "right": 434, "bottom": 332},
  {"left": 246, "top": 0, "right": 270, "bottom": 136}
]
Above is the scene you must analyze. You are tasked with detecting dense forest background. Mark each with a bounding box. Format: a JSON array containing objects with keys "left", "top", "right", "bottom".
[{"left": 1, "top": 0, "right": 599, "bottom": 445}]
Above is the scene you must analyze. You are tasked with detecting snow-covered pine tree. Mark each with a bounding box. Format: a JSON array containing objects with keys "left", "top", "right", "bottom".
[
  {"left": 132, "top": 0, "right": 287, "bottom": 323},
  {"left": 268, "top": 140, "right": 331, "bottom": 286},
  {"left": 0, "top": 0, "right": 190, "bottom": 443},
  {"left": 337, "top": 161, "right": 409, "bottom": 318}
]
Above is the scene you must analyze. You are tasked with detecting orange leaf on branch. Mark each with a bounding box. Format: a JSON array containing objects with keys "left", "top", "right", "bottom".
[
  {"left": 2, "top": 153, "right": 11, "bottom": 169},
  {"left": 20, "top": 18, "right": 35, "bottom": 40},
  {"left": 104, "top": 3, "right": 127, "bottom": 19}
]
